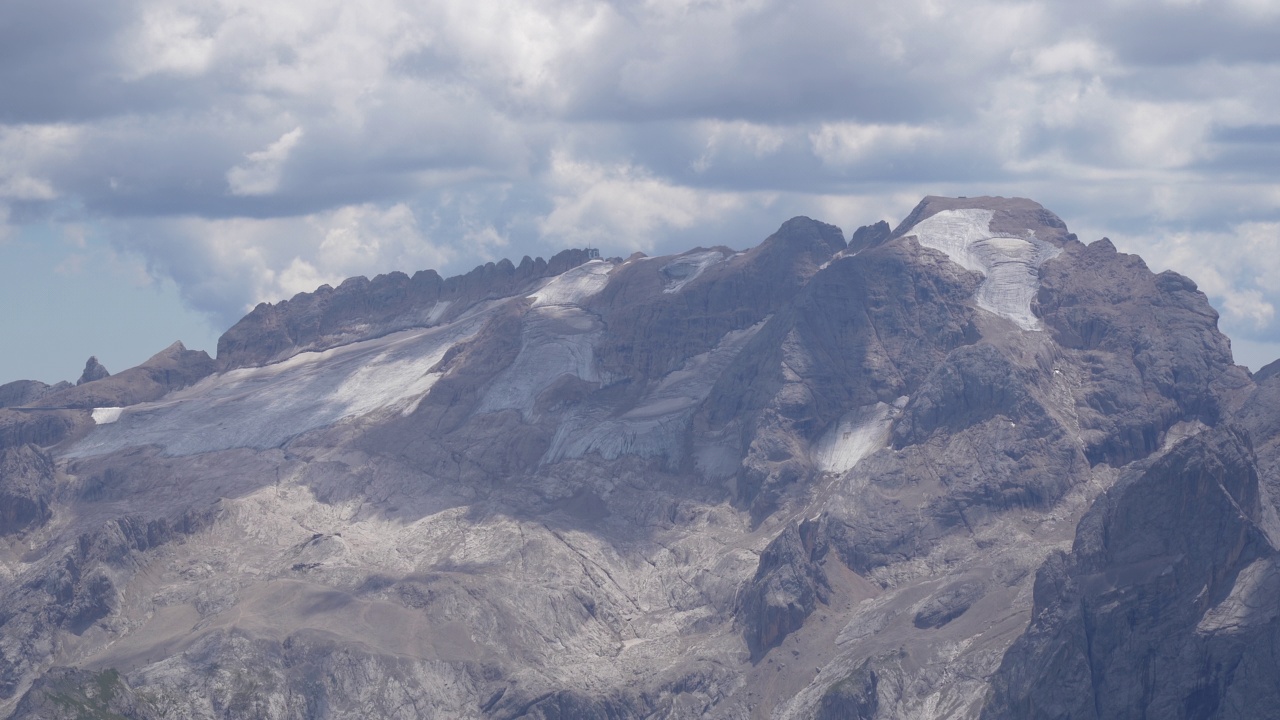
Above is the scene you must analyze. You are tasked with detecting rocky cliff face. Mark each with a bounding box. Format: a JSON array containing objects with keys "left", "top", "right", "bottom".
[
  {"left": 0, "top": 381, "right": 71, "bottom": 410},
  {"left": 214, "top": 249, "right": 596, "bottom": 370},
  {"left": 981, "top": 426, "right": 1280, "bottom": 719},
  {"left": 0, "top": 445, "right": 55, "bottom": 536},
  {"left": 0, "top": 196, "right": 1275, "bottom": 720}
]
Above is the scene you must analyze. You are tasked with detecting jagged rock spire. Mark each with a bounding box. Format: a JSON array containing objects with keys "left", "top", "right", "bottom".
[{"left": 76, "top": 356, "right": 109, "bottom": 385}]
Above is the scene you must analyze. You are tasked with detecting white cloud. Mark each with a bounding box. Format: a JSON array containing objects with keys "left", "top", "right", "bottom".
[
  {"left": 1109, "top": 221, "right": 1280, "bottom": 338},
  {"left": 117, "top": 202, "right": 454, "bottom": 322},
  {"left": 122, "top": 5, "right": 216, "bottom": 79},
  {"left": 1229, "top": 0, "right": 1280, "bottom": 18},
  {"left": 693, "top": 121, "right": 790, "bottom": 173},
  {"left": 227, "top": 127, "right": 304, "bottom": 196},
  {"left": 539, "top": 151, "right": 747, "bottom": 251},
  {"left": 810, "top": 123, "right": 937, "bottom": 167},
  {"left": 0, "top": 0, "right": 1278, "bottom": 354},
  {"left": 0, "top": 124, "right": 79, "bottom": 201},
  {"left": 1018, "top": 39, "right": 1113, "bottom": 76}
]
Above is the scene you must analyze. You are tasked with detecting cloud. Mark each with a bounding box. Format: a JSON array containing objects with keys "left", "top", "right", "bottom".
[
  {"left": 0, "top": 124, "right": 79, "bottom": 201},
  {"left": 122, "top": 4, "right": 217, "bottom": 79},
  {"left": 227, "top": 127, "right": 305, "bottom": 196},
  {"left": 115, "top": 202, "right": 454, "bottom": 324},
  {"left": 0, "top": 0, "right": 1277, "bottom": 357},
  {"left": 538, "top": 151, "right": 748, "bottom": 252},
  {"left": 1108, "top": 221, "right": 1280, "bottom": 344},
  {"left": 810, "top": 124, "right": 938, "bottom": 168}
]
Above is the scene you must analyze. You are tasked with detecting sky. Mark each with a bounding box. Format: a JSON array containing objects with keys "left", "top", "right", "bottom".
[{"left": 2, "top": 0, "right": 1279, "bottom": 384}]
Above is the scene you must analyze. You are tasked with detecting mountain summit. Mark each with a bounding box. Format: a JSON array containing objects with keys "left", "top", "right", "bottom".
[{"left": 1, "top": 196, "right": 1276, "bottom": 719}]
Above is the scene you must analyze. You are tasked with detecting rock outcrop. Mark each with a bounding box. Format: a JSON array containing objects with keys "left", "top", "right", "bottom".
[
  {"left": 42, "top": 342, "right": 215, "bottom": 410},
  {"left": 76, "top": 357, "right": 110, "bottom": 386},
  {"left": 982, "top": 426, "right": 1280, "bottom": 720},
  {"left": 215, "top": 249, "right": 596, "bottom": 370},
  {"left": 0, "top": 445, "right": 54, "bottom": 535},
  {"left": 9, "top": 668, "right": 162, "bottom": 720},
  {"left": 0, "top": 380, "right": 70, "bottom": 409},
  {"left": 738, "top": 517, "right": 831, "bottom": 658}
]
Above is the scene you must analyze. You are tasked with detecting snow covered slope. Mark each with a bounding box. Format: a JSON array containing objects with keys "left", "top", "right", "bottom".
[
  {"left": 68, "top": 313, "right": 490, "bottom": 458},
  {"left": 905, "top": 208, "right": 1060, "bottom": 330}
]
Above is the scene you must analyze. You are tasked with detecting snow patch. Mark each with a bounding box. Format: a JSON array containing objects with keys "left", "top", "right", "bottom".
[
  {"left": 811, "top": 402, "right": 898, "bottom": 474},
  {"left": 479, "top": 306, "right": 602, "bottom": 418},
  {"left": 528, "top": 260, "right": 612, "bottom": 307},
  {"left": 91, "top": 407, "right": 124, "bottom": 425},
  {"left": 426, "top": 300, "right": 452, "bottom": 324},
  {"left": 906, "top": 209, "right": 1061, "bottom": 331},
  {"left": 661, "top": 251, "right": 724, "bottom": 293},
  {"left": 68, "top": 318, "right": 487, "bottom": 458}
]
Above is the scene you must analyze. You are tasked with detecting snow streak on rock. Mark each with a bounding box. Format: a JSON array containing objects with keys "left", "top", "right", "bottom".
[
  {"left": 811, "top": 401, "right": 901, "bottom": 474},
  {"left": 906, "top": 209, "right": 1061, "bottom": 331},
  {"left": 661, "top": 251, "right": 725, "bottom": 293},
  {"left": 478, "top": 305, "right": 602, "bottom": 419},
  {"left": 528, "top": 259, "right": 613, "bottom": 307},
  {"left": 426, "top": 300, "right": 452, "bottom": 324}
]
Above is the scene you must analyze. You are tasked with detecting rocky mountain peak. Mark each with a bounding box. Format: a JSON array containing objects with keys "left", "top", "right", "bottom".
[
  {"left": 0, "top": 195, "right": 1276, "bottom": 719},
  {"left": 1257, "top": 357, "right": 1280, "bottom": 383},
  {"left": 75, "top": 357, "right": 109, "bottom": 386},
  {"left": 847, "top": 220, "right": 892, "bottom": 254},
  {"left": 214, "top": 248, "right": 596, "bottom": 371},
  {"left": 890, "top": 195, "right": 1073, "bottom": 247},
  {"left": 767, "top": 215, "right": 848, "bottom": 257}
]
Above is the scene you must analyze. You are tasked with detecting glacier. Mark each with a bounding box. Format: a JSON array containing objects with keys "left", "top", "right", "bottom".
[{"left": 906, "top": 208, "right": 1061, "bottom": 330}]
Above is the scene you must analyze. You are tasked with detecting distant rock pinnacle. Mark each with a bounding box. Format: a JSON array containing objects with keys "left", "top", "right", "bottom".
[{"left": 76, "top": 356, "right": 110, "bottom": 385}]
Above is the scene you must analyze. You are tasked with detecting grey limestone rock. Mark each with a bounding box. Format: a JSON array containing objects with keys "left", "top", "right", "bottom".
[
  {"left": 1255, "top": 357, "right": 1280, "bottom": 383},
  {"left": 9, "top": 667, "right": 162, "bottom": 720},
  {"left": 982, "top": 426, "right": 1280, "bottom": 720},
  {"left": 911, "top": 578, "right": 984, "bottom": 629},
  {"left": 816, "top": 660, "right": 879, "bottom": 720},
  {"left": 1034, "top": 238, "right": 1246, "bottom": 466},
  {"left": 0, "top": 381, "right": 70, "bottom": 409},
  {"left": 0, "top": 444, "right": 54, "bottom": 535},
  {"left": 215, "top": 249, "right": 595, "bottom": 371},
  {"left": 738, "top": 517, "right": 831, "bottom": 658},
  {"left": 2, "top": 195, "right": 1277, "bottom": 720},
  {"left": 76, "top": 357, "right": 110, "bottom": 386}
]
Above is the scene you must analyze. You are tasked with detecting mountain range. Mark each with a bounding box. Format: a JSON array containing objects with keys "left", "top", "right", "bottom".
[{"left": 1, "top": 195, "right": 1278, "bottom": 719}]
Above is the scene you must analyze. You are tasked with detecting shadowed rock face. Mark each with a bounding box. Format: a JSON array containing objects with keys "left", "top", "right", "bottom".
[
  {"left": 1034, "top": 239, "right": 1247, "bottom": 466},
  {"left": 1, "top": 196, "right": 1277, "bottom": 720},
  {"left": 982, "top": 426, "right": 1280, "bottom": 720},
  {"left": 0, "top": 445, "right": 54, "bottom": 535},
  {"left": 738, "top": 517, "right": 831, "bottom": 659},
  {"left": 817, "top": 660, "right": 879, "bottom": 720}
]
